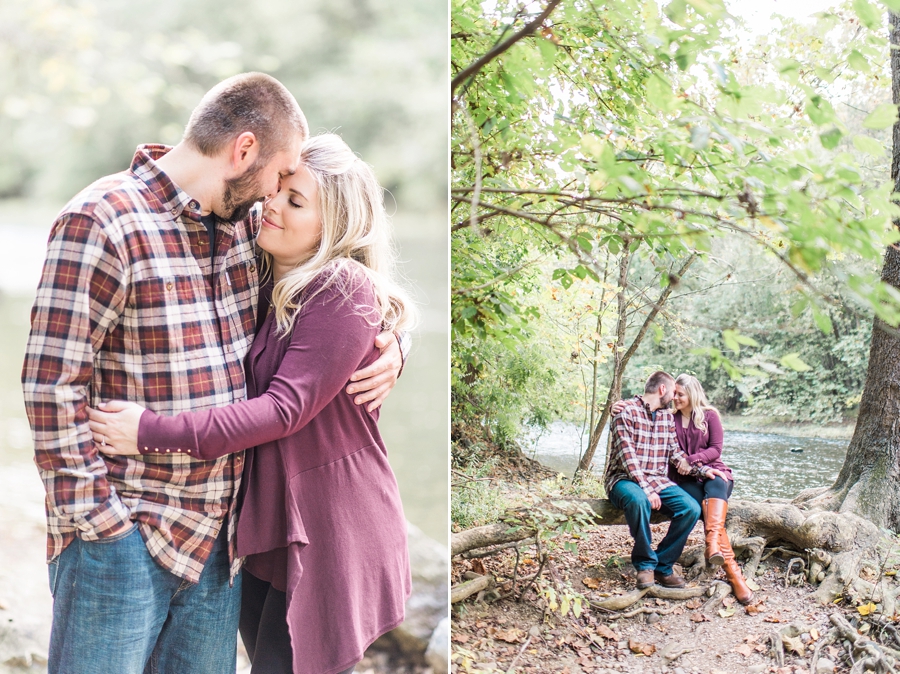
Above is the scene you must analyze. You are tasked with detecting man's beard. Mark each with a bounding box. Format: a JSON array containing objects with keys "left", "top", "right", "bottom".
[{"left": 221, "top": 159, "right": 266, "bottom": 221}]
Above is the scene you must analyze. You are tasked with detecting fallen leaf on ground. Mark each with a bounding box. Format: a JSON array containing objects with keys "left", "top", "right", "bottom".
[
  {"left": 754, "top": 644, "right": 767, "bottom": 653},
  {"left": 690, "top": 612, "right": 709, "bottom": 623},
  {"left": 685, "top": 598, "right": 703, "bottom": 610},
  {"left": 597, "top": 625, "right": 620, "bottom": 640},
  {"left": 470, "top": 559, "right": 486, "bottom": 575},
  {"left": 810, "top": 628, "right": 819, "bottom": 640},
  {"left": 452, "top": 633, "right": 471, "bottom": 643},
  {"left": 718, "top": 607, "right": 736, "bottom": 618},
  {"left": 858, "top": 602, "right": 877, "bottom": 616},
  {"left": 745, "top": 604, "right": 762, "bottom": 615},
  {"left": 628, "top": 639, "right": 656, "bottom": 656},
  {"left": 733, "top": 644, "right": 753, "bottom": 657},
  {"left": 494, "top": 629, "right": 525, "bottom": 644},
  {"left": 722, "top": 596, "right": 735, "bottom": 607},
  {"left": 764, "top": 615, "right": 785, "bottom": 623},
  {"left": 782, "top": 634, "right": 805, "bottom": 656},
  {"left": 582, "top": 577, "right": 601, "bottom": 589}
]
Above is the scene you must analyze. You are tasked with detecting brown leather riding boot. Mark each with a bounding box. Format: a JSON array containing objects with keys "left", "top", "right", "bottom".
[
  {"left": 720, "top": 527, "right": 754, "bottom": 605},
  {"left": 702, "top": 499, "right": 725, "bottom": 567}
]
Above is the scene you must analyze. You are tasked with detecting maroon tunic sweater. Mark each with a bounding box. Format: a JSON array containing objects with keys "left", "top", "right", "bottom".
[
  {"left": 137, "top": 269, "right": 411, "bottom": 674},
  {"left": 672, "top": 408, "right": 734, "bottom": 482}
]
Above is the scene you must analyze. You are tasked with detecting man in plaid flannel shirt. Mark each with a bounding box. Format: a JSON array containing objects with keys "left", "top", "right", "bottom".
[
  {"left": 605, "top": 371, "right": 701, "bottom": 590},
  {"left": 22, "top": 73, "right": 405, "bottom": 674}
]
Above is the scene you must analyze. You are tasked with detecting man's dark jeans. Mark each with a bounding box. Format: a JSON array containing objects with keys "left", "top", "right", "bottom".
[
  {"left": 609, "top": 480, "right": 701, "bottom": 575},
  {"left": 47, "top": 523, "right": 240, "bottom": 674}
]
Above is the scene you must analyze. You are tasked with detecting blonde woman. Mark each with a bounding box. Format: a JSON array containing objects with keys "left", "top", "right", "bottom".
[
  {"left": 612, "top": 374, "right": 752, "bottom": 604},
  {"left": 88, "top": 133, "right": 416, "bottom": 674}
]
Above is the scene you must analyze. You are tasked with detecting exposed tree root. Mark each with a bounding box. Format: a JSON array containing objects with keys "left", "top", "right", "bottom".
[
  {"left": 827, "top": 612, "right": 900, "bottom": 673},
  {"left": 700, "top": 580, "right": 732, "bottom": 615},
  {"left": 588, "top": 583, "right": 708, "bottom": 612},
  {"left": 451, "top": 574, "right": 493, "bottom": 603},
  {"left": 770, "top": 621, "right": 814, "bottom": 668}
]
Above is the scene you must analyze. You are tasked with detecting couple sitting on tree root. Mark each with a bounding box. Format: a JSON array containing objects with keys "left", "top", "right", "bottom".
[{"left": 605, "top": 370, "right": 754, "bottom": 604}]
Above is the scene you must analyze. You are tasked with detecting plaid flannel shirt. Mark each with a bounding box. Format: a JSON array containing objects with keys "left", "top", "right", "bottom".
[
  {"left": 22, "top": 145, "right": 259, "bottom": 583},
  {"left": 604, "top": 396, "right": 686, "bottom": 497}
]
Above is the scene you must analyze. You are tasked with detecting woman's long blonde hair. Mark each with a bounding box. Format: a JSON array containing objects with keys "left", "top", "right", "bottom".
[
  {"left": 675, "top": 373, "right": 719, "bottom": 434},
  {"left": 263, "top": 133, "right": 417, "bottom": 336}
]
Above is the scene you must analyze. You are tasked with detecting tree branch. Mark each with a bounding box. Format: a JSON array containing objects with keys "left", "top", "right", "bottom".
[{"left": 451, "top": 0, "right": 563, "bottom": 95}]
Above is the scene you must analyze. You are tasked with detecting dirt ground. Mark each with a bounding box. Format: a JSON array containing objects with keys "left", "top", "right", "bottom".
[{"left": 450, "top": 460, "right": 887, "bottom": 674}]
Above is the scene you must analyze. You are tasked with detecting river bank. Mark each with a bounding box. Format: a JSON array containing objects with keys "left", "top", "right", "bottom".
[{"left": 720, "top": 414, "right": 855, "bottom": 440}]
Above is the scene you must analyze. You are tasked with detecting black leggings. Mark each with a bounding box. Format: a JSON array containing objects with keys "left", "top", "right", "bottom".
[
  {"left": 240, "top": 570, "right": 357, "bottom": 674},
  {"left": 679, "top": 476, "right": 734, "bottom": 504}
]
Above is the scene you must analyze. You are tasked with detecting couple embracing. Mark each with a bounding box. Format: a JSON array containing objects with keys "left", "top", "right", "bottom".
[
  {"left": 605, "top": 370, "right": 754, "bottom": 605},
  {"left": 22, "top": 73, "right": 415, "bottom": 674}
]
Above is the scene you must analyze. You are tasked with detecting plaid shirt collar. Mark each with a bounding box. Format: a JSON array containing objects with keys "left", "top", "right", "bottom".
[{"left": 131, "top": 144, "right": 205, "bottom": 225}]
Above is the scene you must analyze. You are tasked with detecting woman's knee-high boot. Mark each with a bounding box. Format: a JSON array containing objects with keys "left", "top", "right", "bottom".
[
  {"left": 719, "top": 524, "right": 754, "bottom": 605},
  {"left": 702, "top": 499, "right": 725, "bottom": 567}
]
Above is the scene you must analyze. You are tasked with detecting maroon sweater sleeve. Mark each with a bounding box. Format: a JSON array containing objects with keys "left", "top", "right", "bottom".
[
  {"left": 685, "top": 410, "right": 724, "bottom": 466},
  {"left": 136, "top": 273, "right": 379, "bottom": 460}
]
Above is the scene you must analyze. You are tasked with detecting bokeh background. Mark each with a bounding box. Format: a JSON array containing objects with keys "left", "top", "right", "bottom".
[{"left": 0, "top": 0, "right": 447, "bottom": 661}]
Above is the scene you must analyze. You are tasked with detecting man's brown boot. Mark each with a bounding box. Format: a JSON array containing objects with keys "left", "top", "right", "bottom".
[
  {"left": 636, "top": 569, "right": 655, "bottom": 589},
  {"left": 720, "top": 528, "right": 754, "bottom": 604},
  {"left": 653, "top": 570, "right": 685, "bottom": 588},
  {"left": 702, "top": 498, "right": 726, "bottom": 567}
]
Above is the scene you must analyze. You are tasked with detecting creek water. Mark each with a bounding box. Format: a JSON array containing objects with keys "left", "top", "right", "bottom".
[
  {"left": 0, "top": 215, "right": 448, "bottom": 543},
  {"left": 521, "top": 421, "right": 849, "bottom": 500}
]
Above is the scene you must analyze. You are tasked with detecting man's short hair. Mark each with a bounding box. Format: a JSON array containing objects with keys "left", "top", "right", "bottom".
[
  {"left": 644, "top": 370, "right": 674, "bottom": 394},
  {"left": 184, "top": 72, "right": 308, "bottom": 162}
]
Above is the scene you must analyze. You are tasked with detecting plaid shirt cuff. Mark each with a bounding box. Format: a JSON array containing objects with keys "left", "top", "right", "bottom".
[{"left": 71, "top": 494, "right": 132, "bottom": 541}]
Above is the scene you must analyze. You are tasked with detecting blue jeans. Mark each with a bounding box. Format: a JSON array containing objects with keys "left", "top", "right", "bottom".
[
  {"left": 609, "top": 480, "right": 701, "bottom": 575},
  {"left": 47, "top": 523, "right": 240, "bottom": 674}
]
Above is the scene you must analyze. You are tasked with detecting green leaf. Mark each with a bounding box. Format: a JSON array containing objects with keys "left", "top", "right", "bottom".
[
  {"left": 646, "top": 75, "right": 675, "bottom": 112},
  {"left": 791, "top": 297, "right": 809, "bottom": 318},
  {"left": 806, "top": 96, "right": 837, "bottom": 126},
  {"left": 812, "top": 306, "right": 834, "bottom": 334},
  {"left": 847, "top": 49, "right": 870, "bottom": 72},
  {"left": 722, "top": 329, "right": 741, "bottom": 354},
  {"left": 863, "top": 103, "right": 898, "bottom": 130},
  {"left": 573, "top": 597, "right": 583, "bottom": 619},
  {"left": 819, "top": 127, "right": 843, "bottom": 150},
  {"left": 780, "top": 353, "right": 812, "bottom": 372},
  {"left": 853, "top": 0, "right": 882, "bottom": 29},
  {"left": 536, "top": 36, "right": 557, "bottom": 67},
  {"left": 853, "top": 134, "right": 885, "bottom": 157}
]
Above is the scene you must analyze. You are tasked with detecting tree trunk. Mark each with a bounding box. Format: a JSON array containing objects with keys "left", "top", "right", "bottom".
[{"left": 798, "top": 12, "right": 900, "bottom": 530}]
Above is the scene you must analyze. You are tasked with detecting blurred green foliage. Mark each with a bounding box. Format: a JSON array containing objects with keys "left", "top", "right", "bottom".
[{"left": 0, "top": 0, "right": 446, "bottom": 213}]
